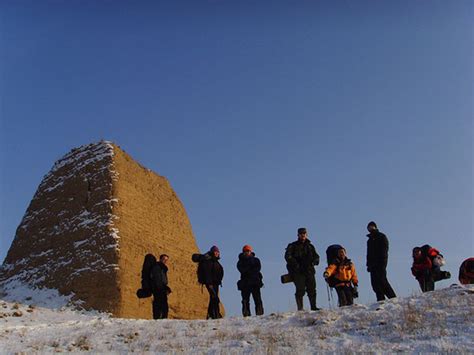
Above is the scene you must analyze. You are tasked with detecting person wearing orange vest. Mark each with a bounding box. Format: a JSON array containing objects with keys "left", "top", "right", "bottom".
[{"left": 324, "top": 248, "right": 358, "bottom": 306}]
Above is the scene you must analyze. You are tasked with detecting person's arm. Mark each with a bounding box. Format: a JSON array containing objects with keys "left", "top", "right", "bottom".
[
  {"left": 323, "top": 264, "right": 337, "bottom": 278},
  {"left": 377, "top": 235, "right": 389, "bottom": 268},
  {"left": 312, "top": 247, "right": 320, "bottom": 266},
  {"left": 255, "top": 258, "right": 262, "bottom": 273},
  {"left": 285, "top": 244, "right": 299, "bottom": 272},
  {"left": 351, "top": 264, "right": 358, "bottom": 285},
  {"left": 237, "top": 259, "right": 248, "bottom": 274}
]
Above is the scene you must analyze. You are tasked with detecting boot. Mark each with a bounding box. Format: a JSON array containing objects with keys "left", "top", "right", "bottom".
[
  {"left": 255, "top": 302, "right": 264, "bottom": 316},
  {"left": 242, "top": 301, "right": 251, "bottom": 317},
  {"left": 309, "top": 294, "right": 320, "bottom": 311},
  {"left": 296, "top": 296, "right": 304, "bottom": 311}
]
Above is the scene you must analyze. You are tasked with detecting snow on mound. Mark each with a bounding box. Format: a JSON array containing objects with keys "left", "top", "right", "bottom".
[
  {"left": 0, "top": 141, "right": 121, "bottom": 302},
  {"left": 0, "top": 279, "right": 74, "bottom": 309},
  {"left": 0, "top": 285, "right": 472, "bottom": 353}
]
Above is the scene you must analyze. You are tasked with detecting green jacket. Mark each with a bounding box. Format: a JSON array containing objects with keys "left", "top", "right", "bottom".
[{"left": 285, "top": 239, "right": 320, "bottom": 275}]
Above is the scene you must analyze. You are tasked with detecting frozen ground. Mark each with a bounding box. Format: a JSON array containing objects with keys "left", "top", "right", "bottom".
[{"left": 0, "top": 284, "right": 472, "bottom": 354}]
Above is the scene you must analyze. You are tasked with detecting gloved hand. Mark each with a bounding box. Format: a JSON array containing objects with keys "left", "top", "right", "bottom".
[
  {"left": 352, "top": 285, "right": 359, "bottom": 298},
  {"left": 323, "top": 272, "right": 329, "bottom": 279}
]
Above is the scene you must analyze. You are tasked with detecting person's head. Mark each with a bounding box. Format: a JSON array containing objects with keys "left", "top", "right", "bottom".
[
  {"left": 367, "top": 221, "right": 378, "bottom": 233},
  {"left": 159, "top": 254, "right": 169, "bottom": 264},
  {"left": 412, "top": 247, "right": 422, "bottom": 259},
  {"left": 337, "top": 248, "right": 346, "bottom": 260},
  {"left": 297, "top": 227, "right": 308, "bottom": 241},
  {"left": 242, "top": 244, "right": 253, "bottom": 255},
  {"left": 210, "top": 245, "right": 220, "bottom": 257}
]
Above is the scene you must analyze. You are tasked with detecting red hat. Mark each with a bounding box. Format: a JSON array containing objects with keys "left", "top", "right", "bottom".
[{"left": 242, "top": 245, "right": 252, "bottom": 252}]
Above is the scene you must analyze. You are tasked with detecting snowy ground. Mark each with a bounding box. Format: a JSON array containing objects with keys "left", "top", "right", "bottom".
[{"left": 0, "top": 285, "right": 472, "bottom": 354}]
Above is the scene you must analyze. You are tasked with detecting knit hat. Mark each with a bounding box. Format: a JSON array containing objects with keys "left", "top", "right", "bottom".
[
  {"left": 367, "top": 221, "right": 378, "bottom": 229},
  {"left": 242, "top": 245, "right": 252, "bottom": 252},
  {"left": 297, "top": 227, "right": 307, "bottom": 235},
  {"left": 210, "top": 245, "right": 220, "bottom": 253}
]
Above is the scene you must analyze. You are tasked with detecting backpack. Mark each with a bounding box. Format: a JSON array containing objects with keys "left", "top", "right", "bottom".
[
  {"left": 326, "top": 244, "right": 343, "bottom": 265},
  {"left": 325, "top": 245, "right": 344, "bottom": 288},
  {"left": 136, "top": 253, "right": 157, "bottom": 298},
  {"left": 458, "top": 258, "right": 474, "bottom": 285},
  {"left": 192, "top": 253, "right": 207, "bottom": 284},
  {"left": 420, "top": 245, "right": 445, "bottom": 267}
]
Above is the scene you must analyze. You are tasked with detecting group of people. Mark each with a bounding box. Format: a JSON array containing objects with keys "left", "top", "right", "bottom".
[
  {"left": 140, "top": 220, "right": 463, "bottom": 320},
  {"left": 283, "top": 221, "right": 396, "bottom": 310}
]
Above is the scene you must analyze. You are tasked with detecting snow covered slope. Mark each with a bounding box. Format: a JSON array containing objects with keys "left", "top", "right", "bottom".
[{"left": 0, "top": 285, "right": 472, "bottom": 353}]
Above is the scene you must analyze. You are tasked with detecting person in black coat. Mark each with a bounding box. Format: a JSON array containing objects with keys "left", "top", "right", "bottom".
[
  {"left": 197, "top": 246, "right": 224, "bottom": 319},
  {"left": 366, "top": 221, "right": 396, "bottom": 301},
  {"left": 284, "top": 227, "right": 320, "bottom": 311},
  {"left": 151, "top": 254, "right": 171, "bottom": 319},
  {"left": 237, "top": 245, "right": 264, "bottom": 317}
]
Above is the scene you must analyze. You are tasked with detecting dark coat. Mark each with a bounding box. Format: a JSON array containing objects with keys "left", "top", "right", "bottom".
[
  {"left": 411, "top": 256, "right": 432, "bottom": 281},
  {"left": 151, "top": 262, "right": 168, "bottom": 291},
  {"left": 285, "top": 238, "right": 320, "bottom": 275},
  {"left": 366, "top": 230, "right": 389, "bottom": 271},
  {"left": 237, "top": 252, "right": 263, "bottom": 290},
  {"left": 198, "top": 252, "right": 224, "bottom": 286}
]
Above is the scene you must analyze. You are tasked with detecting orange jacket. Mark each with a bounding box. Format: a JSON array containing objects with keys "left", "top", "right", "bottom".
[{"left": 324, "top": 259, "right": 358, "bottom": 285}]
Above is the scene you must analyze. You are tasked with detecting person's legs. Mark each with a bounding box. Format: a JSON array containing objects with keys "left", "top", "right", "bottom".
[
  {"left": 305, "top": 273, "right": 318, "bottom": 310},
  {"left": 418, "top": 279, "right": 428, "bottom": 292},
  {"left": 241, "top": 288, "right": 251, "bottom": 317},
  {"left": 251, "top": 287, "right": 264, "bottom": 316},
  {"left": 205, "top": 284, "right": 220, "bottom": 319},
  {"left": 343, "top": 285, "right": 354, "bottom": 306},
  {"left": 293, "top": 273, "right": 306, "bottom": 310},
  {"left": 370, "top": 270, "right": 386, "bottom": 301},
  {"left": 212, "top": 284, "right": 222, "bottom": 318},
  {"left": 425, "top": 279, "right": 435, "bottom": 292},
  {"left": 335, "top": 286, "right": 347, "bottom": 307},
  {"left": 380, "top": 271, "right": 396, "bottom": 298},
  {"left": 152, "top": 297, "right": 161, "bottom": 319},
  {"left": 159, "top": 290, "right": 169, "bottom": 319}
]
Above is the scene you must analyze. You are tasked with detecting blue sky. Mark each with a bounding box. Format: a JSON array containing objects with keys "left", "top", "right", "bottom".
[{"left": 0, "top": 0, "right": 472, "bottom": 316}]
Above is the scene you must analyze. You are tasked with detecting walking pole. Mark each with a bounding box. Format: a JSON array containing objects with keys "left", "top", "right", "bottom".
[{"left": 326, "top": 283, "right": 333, "bottom": 309}]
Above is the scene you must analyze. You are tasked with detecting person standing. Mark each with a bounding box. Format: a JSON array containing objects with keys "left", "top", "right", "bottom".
[
  {"left": 197, "top": 246, "right": 224, "bottom": 319},
  {"left": 151, "top": 254, "right": 171, "bottom": 319},
  {"left": 411, "top": 247, "right": 434, "bottom": 292},
  {"left": 237, "top": 245, "right": 264, "bottom": 317},
  {"left": 366, "top": 221, "right": 396, "bottom": 301},
  {"left": 323, "top": 247, "right": 358, "bottom": 307},
  {"left": 285, "top": 227, "right": 320, "bottom": 311}
]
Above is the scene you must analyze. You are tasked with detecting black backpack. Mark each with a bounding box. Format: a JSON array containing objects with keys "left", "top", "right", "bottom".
[
  {"left": 136, "top": 253, "right": 157, "bottom": 298},
  {"left": 192, "top": 253, "right": 207, "bottom": 284},
  {"left": 326, "top": 244, "right": 343, "bottom": 265},
  {"left": 325, "top": 245, "right": 344, "bottom": 288}
]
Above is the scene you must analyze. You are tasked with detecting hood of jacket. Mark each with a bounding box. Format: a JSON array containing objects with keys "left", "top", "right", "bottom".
[{"left": 238, "top": 252, "right": 256, "bottom": 260}]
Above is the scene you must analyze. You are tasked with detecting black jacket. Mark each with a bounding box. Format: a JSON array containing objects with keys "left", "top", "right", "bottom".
[
  {"left": 151, "top": 262, "right": 168, "bottom": 291},
  {"left": 237, "top": 252, "right": 263, "bottom": 289},
  {"left": 198, "top": 252, "right": 224, "bottom": 286},
  {"left": 366, "top": 230, "right": 389, "bottom": 271},
  {"left": 285, "top": 238, "right": 320, "bottom": 275}
]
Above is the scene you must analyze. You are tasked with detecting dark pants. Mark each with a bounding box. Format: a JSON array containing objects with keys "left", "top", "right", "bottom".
[
  {"left": 152, "top": 290, "right": 168, "bottom": 319},
  {"left": 293, "top": 272, "right": 317, "bottom": 310},
  {"left": 370, "top": 269, "right": 396, "bottom": 301},
  {"left": 241, "top": 286, "right": 264, "bottom": 316},
  {"left": 335, "top": 285, "right": 354, "bottom": 307},
  {"left": 418, "top": 278, "right": 435, "bottom": 292},
  {"left": 206, "top": 284, "right": 222, "bottom": 319}
]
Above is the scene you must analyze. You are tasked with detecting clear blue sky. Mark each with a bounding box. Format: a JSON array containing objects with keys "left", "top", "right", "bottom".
[{"left": 1, "top": 0, "right": 472, "bottom": 316}]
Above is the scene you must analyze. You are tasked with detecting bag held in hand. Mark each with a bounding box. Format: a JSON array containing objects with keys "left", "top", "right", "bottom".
[{"left": 280, "top": 273, "right": 294, "bottom": 284}]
